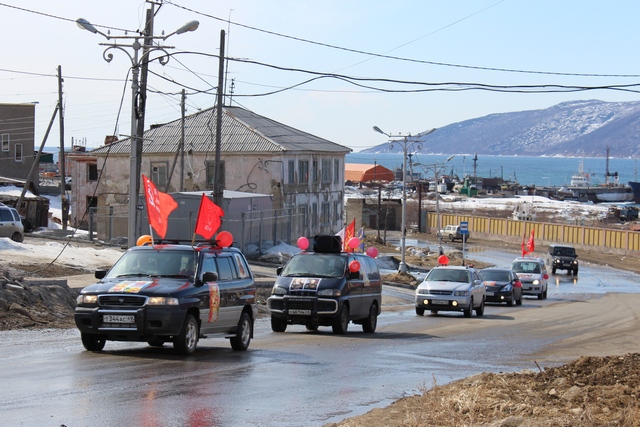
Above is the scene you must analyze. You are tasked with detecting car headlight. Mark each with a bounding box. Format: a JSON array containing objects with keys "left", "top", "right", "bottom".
[
  {"left": 454, "top": 290, "right": 470, "bottom": 296},
  {"left": 502, "top": 284, "right": 512, "bottom": 292},
  {"left": 318, "top": 288, "right": 341, "bottom": 296},
  {"left": 532, "top": 279, "right": 540, "bottom": 285},
  {"left": 77, "top": 294, "right": 97, "bottom": 304},
  {"left": 416, "top": 289, "right": 429, "bottom": 295},
  {"left": 573, "top": 260, "right": 578, "bottom": 265},
  {"left": 272, "top": 285, "right": 288, "bottom": 296},
  {"left": 147, "top": 297, "right": 179, "bottom": 306}
]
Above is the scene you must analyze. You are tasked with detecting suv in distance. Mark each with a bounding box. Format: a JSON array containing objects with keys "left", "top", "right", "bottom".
[
  {"left": 548, "top": 244, "right": 579, "bottom": 275},
  {"left": 74, "top": 239, "right": 257, "bottom": 355},
  {"left": 437, "top": 224, "right": 469, "bottom": 242},
  {"left": 0, "top": 203, "right": 24, "bottom": 242},
  {"left": 511, "top": 257, "right": 548, "bottom": 300},
  {"left": 267, "top": 235, "right": 382, "bottom": 334},
  {"left": 415, "top": 265, "right": 485, "bottom": 317}
]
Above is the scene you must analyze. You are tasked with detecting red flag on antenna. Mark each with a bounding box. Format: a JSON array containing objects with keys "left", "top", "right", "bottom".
[
  {"left": 343, "top": 218, "right": 356, "bottom": 251},
  {"left": 527, "top": 229, "right": 535, "bottom": 253},
  {"left": 195, "top": 194, "right": 224, "bottom": 240},
  {"left": 142, "top": 174, "right": 177, "bottom": 239}
]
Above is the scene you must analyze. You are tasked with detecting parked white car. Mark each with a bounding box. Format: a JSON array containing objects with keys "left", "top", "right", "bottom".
[{"left": 0, "top": 204, "right": 24, "bottom": 242}]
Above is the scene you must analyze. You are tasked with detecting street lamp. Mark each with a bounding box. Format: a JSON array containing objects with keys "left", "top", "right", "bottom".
[
  {"left": 415, "top": 155, "right": 455, "bottom": 255},
  {"left": 77, "top": 11, "right": 198, "bottom": 247},
  {"left": 373, "top": 126, "right": 436, "bottom": 273}
]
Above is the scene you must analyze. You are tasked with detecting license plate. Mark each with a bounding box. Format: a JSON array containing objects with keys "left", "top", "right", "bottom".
[
  {"left": 103, "top": 314, "right": 135, "bottom": 323},
  {"left": 289, "top": 309, "right": 311, "bottom": 315},
  {"left": 432, "top": 300, "right": 449, "bottom": 305},
  {"left": 486, "top": 291, "right": 494, "bottom": 296}
]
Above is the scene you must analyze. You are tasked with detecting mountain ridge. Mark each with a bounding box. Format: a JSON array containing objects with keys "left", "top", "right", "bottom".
[{"left": 361, "top": 100, "right": 640, "bottom": 158}]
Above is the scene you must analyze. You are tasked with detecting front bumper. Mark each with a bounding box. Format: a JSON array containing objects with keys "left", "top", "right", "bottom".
[
  {"left": 415, "top": 295, "right": 471, "bottom": 312},
  {"left": 267, "top": 295, "right": 339, "bottom": 321},
  {"left": 485, "top": 288, "right": 512, "bottom": 303},
  {"left": 520, "top": 282, "right": 543, "bottom": 296}
]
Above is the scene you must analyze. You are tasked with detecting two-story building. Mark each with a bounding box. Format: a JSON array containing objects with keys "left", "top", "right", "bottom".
[{"left": 0, "top": 103, "right": 36, "bottom": 188}]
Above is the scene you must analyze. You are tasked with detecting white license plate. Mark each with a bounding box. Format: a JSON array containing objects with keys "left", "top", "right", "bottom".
[
  {"left": 103, "top": 314, "right": 135, "bottom": 323},
  {"left": 289, "top": 309, "right": 311, "bottom": 315},
  {"left": 432, "top": 300, "right": 449, "bottom": 305},
  {"left": 486, "top": 291, "right": 494, "bottom": 296}
]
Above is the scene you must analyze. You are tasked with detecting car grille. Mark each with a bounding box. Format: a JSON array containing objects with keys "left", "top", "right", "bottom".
[
  {"left": 99, "top": 295, "right": 146, "bottom": 307},
  {"left": 430, "top": 290, "right": 453, "bottom": 296}
]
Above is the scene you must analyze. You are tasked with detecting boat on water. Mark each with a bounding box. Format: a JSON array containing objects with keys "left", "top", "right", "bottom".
[
  {"left": 564, "top": 151, "right": 634, "bottom": 203},
  {"left": 628, "top": 181, "right": 640, "bottom": 203}
]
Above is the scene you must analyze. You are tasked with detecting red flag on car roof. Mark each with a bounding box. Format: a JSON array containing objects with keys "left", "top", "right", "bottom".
[
  {"left": 343, "top": 218, "right": 356, "bottom": 252},
  {"left": 521, "top": 229, "right": 535, "bottom": 256},
  {"left": 142, "top": 174, "right": 178, "bottom": 239},
  {"left": 194, "top": 193, "right": 224, "bottom": 240}
]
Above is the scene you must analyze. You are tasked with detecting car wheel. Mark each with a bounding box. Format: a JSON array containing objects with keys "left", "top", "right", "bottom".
[
  {"left": 463, "top": 298, "right": 473, "bottom": 318},
  {"left": 147, "top": 337, "right": 165, "bottom": 347},
  {"left": 574, "top": 268, "right": 579, "bottom": 276},
  {"left": 430, "top": 310, "right": 439, "bottom": 315},
  {"left": 11, "top": 232, "right": 23, "bottom": 243},
  {"left": 507, "top": 291, "right": 514, "bottom": 306},
  {"left": 543, "top": 288, "right": 548, "bottom": 299},
  {"left": 475, "top": 298, "right": 485, "bottom": 317},
  {"left": 362, "top": 303, "right": 378, "bottom": 333},
  {"left": 332, "top": 304, "right": 349, "bottom": 334},
  {"left": 81, "top": 333, "right": 106, "bottom": 351},
  {"left": 271, "top": 316, "right": 287, "bottom": 333},
  {"left": 173, "top": 314, "right": 199, "bottom": 355},
  {"left": 305, "top": 323, "right": 318, "bottom": 331},
  {"left": 230, "top": 312, "right": 252, "bottom": 351},
  {"left": 415, "top": 307, "right": 425, "bottom": 316},
  {"left": 537, "top": 291, "right": 543, "bottom": 300},
  {"left": 449, "top": 234, "right": 454, "bottom": 242},
  {"left": 552, "top": 267, "right": 556, "bottom": 274}
]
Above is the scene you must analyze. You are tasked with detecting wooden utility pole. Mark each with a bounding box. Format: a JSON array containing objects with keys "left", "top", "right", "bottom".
[
  {"left": 214, "top": 29, "right": 225, "bottom": 208},
  {"left": 58, "top": 65, "right": 68, "bottom": 230}
]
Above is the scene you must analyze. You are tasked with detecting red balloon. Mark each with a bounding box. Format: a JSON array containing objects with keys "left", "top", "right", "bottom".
[
  {"left": 366, "top": 247, "right": 378, "bottom": 258},
  {"left": 297, "top": 236, "right": 309, "bottom": 250},
  {"left": 348, "top": 237, "right": 360, "bottom": 249},
  {"left": 349, "top": 260, "right": 361, "bottom": 273},
  {"left": 216, "top": 231, "right": 233, "bottom": 247},
  {"left": 437, "top": 254, "right": 449, "bottom": 265}
]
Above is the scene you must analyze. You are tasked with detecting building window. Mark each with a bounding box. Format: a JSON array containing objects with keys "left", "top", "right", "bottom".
[
  {"left": 312, "top": 160, "right": 318, "bottom": 184},
  {"left": 14, "top": 144, "right": 22, "bottom": 162},
  {"left": 311, "top": 202, "right": 318, "bottom": 231},
  {"left": 150, "top": 161, "right": 168, "bottom": 187},
  {"left": 206, "top": 160, "right": 226, "bottom": 190},
  {"left": 334, "top": 159, "right": 340, "bottom": 183},
  {"left": 321, "top": 202, "right": 330, "bottom": 226},
  {"left": 333, "top": 201, "right": 340, "bottom": 222},
  {"left": 322, "top": 159, "right": 331, "bottom": 183},
  {"left": 87, "top": 164, "right": 98, "bottom": 181},
  {"left": 1, "top": 134, "right": 8, "bottom": 152},
  {"left": 288, "top": 160, "right": 295, "bottom": 184},
  {"left": 298, "top": 160, "right": 309, "bottom": 184}
]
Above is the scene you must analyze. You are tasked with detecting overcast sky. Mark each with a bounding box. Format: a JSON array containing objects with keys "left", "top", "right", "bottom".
[{"left": 2, "top": 0, "right": 639, "bottom": 153}]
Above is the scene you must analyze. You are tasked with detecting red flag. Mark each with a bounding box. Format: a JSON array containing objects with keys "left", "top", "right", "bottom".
[
  {"left": 195, "top": 194, "right": 224, "bottom": 240},
  {"left": 521, "top": 233, "right": 528, "bottom": 257},
  {"left": 527, "top": 229, "right": 535, "bottom": 253},
  {"left": 142, "top": 174, "right": 177, "bottom": 239},
  {"left": 343, "top": 218, "right": 356, "bottom": 252}
]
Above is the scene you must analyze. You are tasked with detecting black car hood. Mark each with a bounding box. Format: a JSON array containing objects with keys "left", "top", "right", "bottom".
[{"left": 80, "top": 277, "right": 193, "bottom": 295}]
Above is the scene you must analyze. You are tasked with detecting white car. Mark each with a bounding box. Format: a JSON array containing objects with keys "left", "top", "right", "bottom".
[
  {"left": 415, "top": 266, "right": 485, "bottom": 317},
  {"left": 511, "top": 257, "right": 549, "bottom": 299},
  {"left": 0, "top": 204, "right": 24, "bottom": 242}
]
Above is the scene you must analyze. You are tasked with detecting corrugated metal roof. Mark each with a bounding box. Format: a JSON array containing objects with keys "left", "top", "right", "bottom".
[
  {"left": 91, "top": 106, "right": 351, "bottom": 155},
  {"left": 345, "top": 163, "right": 394, "bottom": 182}
]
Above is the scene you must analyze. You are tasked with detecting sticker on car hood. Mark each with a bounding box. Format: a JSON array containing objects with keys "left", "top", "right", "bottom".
[
  {"left": 108, "top": 281, "right": 153, "bottom": 293},
  {"left": 290, "top": 278, "right": 321, "bottom": 290}
]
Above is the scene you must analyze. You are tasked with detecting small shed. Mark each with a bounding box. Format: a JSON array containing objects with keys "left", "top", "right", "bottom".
[{"left": 345, "top": 164, "right": 394, "bottom": 183}]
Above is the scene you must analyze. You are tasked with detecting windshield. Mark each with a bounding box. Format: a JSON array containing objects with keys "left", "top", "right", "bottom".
[
  {"left": 426, "top": 269, "right": 469, "bottom": 283},
  {"left": 106, "top": 249, "right": 197, "bottom": 278},
  {"left": 512, "top": 262, "right": 540, "bottom": 274},
  {"left": 281, "top": 254, "right": 346, "bottom": 278},
  {"left": 480, "top": 270, "right": 510, "bottom": 282},
  {"left": 553, "top": 247, "right": 575, "bottom": 257}
]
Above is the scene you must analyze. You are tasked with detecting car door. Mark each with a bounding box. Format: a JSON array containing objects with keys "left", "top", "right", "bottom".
[
  {"left": 345, "top": 255, "right": 364, "bottom": 317},
  {"left": 0, "top": 208, "right": 15, "bottom": 238},
  {"left": 471, "top": 270, "right": 485, "bottom": 306}
]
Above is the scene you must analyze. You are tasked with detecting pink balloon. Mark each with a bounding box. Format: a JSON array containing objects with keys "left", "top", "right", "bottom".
[
  {"left": 349, "top": 260, "right": 361, "bottom": 273},
  {"left": 216, "top": 231, "right": 233, "bottom": 247},
  {"left": 348, "top": 237, "right": 360, "bottom": 249},
  {"left": 297, "top": 236, "right": 309, "bottom": 250},
  {"left": 366, "top": 247, "right": 378, "bottom": 258}
]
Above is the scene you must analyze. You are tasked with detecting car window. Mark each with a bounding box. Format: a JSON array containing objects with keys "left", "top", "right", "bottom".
[
  {"left": 282, "top": 255, "right": 345, "bottom": 278},
  {"left": 0, "top": 209, "right": 13, "bottom": 222},
  {"left": 233, "top": 253, "right": 251, "bottom": 279},
  {"left": 10, "top": 209, "right": 20, "bottom": 222},
  {"left": 216, "top": 256, "right": 236, "bottom": 281},
  {"left": 481, "top": 270, "right": 510, "bottom": 281}
]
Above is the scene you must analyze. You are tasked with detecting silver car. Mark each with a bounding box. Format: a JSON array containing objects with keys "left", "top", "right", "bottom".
[
  {"left": 415, "top": 266, "right": 485, "bottom": 317},
  {"left": 0, "top": 204, "right": 24, "bottom": 242}
]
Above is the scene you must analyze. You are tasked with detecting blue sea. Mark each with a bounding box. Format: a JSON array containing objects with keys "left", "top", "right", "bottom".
[{"left": 346, "top": 153, "right": 640, "bottom": 187}]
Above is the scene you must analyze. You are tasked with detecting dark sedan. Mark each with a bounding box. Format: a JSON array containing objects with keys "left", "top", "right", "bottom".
[{"left": 479, "top": 267, "right": 522, "bottom": 306}]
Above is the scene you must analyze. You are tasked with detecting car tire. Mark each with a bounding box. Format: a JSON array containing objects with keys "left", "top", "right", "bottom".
[
  {"left": 543, "top": 288, "right": 548, "bottom": 299},
  {"left": 415, "top": 307, "right": 425, "bottom": 316},
  {"left": 147, "top": 337, "right": 165, "bottom": 347},
  {"left": 271, "top": 316, "right": 287, "bottom": 333},
  {"left": 449, "top": 235, "right": 454, "bottom": 242},
  {"left": 230, "top": 312, "right": 252, "bottom": 351},
  {"left": 552, "top": 267, "right": 556, "bottom": 274},
  {"left": 430, "top": 310, "right": 439, "bottom": 315},
  {"left": 305, "top": 323, "right": 318, "bottom": 331},
  {"left": 537, "top": 292, "right": 543, "bottom": 300},
  {"left": 574, "top": 268, "right": 579, "bottom": 276},
  {"left": 475, "top": 298, "right": 485, "bottom": 316},
  {"left": 362, "top": 303, "right": 378, "bottom": 333},
  {"left": 463, "top": 298, "right": 473, "bottom": 318},
  {"left": 332, "top": 304, "right": 349, "bottom": 334},
  {"left": 173, "top": 314, "right": 199, "bottom": 355},
  {"left": 81, "top": 333, "right": 106, "bottom": 351},
  {"left": 11, "top": 232, "right": 23, "bottom": 243}
]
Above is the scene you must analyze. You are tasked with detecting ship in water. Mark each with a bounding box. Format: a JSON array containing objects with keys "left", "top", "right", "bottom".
[
  {"left": 559, "top": 147, "right": 634, "bottom": 203},
  {"left": 628, "top": 181, "right": 640, "bottom": 203}
]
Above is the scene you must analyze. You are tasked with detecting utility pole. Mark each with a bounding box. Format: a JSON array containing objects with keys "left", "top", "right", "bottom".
[
  {"left": 180, "top": 89, "right": 186, "bottom": 192},
  {"left": 58, "top": 66, "right": 68, "bottom": 230},
  {"left": 214, "top": 29, "right": 225, "bottom": 208}
]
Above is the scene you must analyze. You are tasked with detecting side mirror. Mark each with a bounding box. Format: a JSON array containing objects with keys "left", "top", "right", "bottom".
[
  {"left": 202, "top": 271, "right": 219, "bottom": 283},
  {"left": 95, "top": 269, "right": 107, "bottom": 279},
  {"left": 276, "top": 266, "right": 283, "bottom": 276}
]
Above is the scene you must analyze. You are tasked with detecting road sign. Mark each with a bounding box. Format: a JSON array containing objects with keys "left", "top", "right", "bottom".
[{"left": 460, "top": 221, "right": 469, "bottom": 235}]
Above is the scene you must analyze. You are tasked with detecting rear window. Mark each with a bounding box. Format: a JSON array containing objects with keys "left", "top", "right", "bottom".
[{"left": 480, "top": 270, "right": 510, "bottom": 281}]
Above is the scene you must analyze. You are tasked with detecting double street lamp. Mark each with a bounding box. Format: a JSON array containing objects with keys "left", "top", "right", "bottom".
[
  {"left": 373, "top": 126, "right": 436, "bottom": 273},
  {"left": 77, "top": 11, "right": 199, "bottom": 247}
]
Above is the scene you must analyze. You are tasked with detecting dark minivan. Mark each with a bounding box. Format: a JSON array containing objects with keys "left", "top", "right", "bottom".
[{"left": 267, "top": 235, "right": 382, "bottom": 334}]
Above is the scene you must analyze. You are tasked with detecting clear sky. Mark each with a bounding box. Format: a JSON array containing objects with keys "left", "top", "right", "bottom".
[{"left": 2, "top": 0, "right": 639, "bottom": 153}]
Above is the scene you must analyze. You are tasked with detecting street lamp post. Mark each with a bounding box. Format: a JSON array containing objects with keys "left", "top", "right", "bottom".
[
  {"left": 373, "top": 126, "right": 436, "bottom": 273},
  {"left": 77, "top": 12, "right": 199, "bottom": 247}
]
